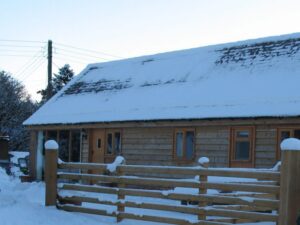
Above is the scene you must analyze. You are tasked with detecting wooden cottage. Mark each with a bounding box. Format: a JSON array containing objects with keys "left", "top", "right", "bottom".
[{"left": 24, "top": 33, "right": 300, "bottom": 179}]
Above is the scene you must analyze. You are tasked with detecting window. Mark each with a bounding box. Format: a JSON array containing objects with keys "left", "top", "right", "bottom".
[
  {"left": 106, "top": 130, "right": 122, "bottom": 155},
  {"left": 230, "top": 127, "right": 254, "bottom": 167},
  {"left": 45, "top": 130, "right": 81, "bottom": 162},
  {"left": 174, "top": 129, "right": 195, "bottom": 160},
  {"left": 277, "top": 128, "right": 300, "bottom": 159}
]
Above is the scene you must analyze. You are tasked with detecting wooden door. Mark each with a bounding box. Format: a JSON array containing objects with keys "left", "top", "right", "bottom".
[{"left": 91, "top": 129, "right": 105, "bottom": 164}]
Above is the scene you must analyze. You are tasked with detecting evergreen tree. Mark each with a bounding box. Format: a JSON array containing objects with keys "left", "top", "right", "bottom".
[
  {"left": 38, "top": 64, "right": 74, "bottom": 103},
  {"left": 0, "top": 71, "right": 37, "bottom": 151}
]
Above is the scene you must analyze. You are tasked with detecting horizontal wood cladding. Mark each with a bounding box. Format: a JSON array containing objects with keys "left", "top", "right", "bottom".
[
  {"left": 195, "top": 128, "right": 229, "bottom": 168},
  {"left": 255, "top": 127, "right": 277, "bottom": 168},
  {"left": 122, "top": 128, "right": 174, "bottom": 166}
]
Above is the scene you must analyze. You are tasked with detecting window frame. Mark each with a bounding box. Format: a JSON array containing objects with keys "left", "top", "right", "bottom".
[
  {"left": 277, "top": 127, "right": 300, "bottom": 160},
  {"left": 45, "top": 129, "right": 81, "bottom": 162},
  {"left": 105, "top": 129, "right": 122, "bottom": 156},
  {"left": 230, "top": 127, "right": 255, "bottom": 167},
  {"left": 173, "top": 128, "right": 195, "bottom": 162}
]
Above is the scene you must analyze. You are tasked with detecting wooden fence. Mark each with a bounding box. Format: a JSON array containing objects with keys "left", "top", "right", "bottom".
[{"left": 44, "top": 141, "right": 300, "bottom": 225}]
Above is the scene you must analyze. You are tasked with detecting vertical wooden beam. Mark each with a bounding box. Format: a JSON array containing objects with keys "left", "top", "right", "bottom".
[
  {"left": 198, "top": 157, "right": 209, "bottom": 221},
  {"left": 279, "top": 139, "right": 300, "bottom": 225},
  {"left": 45, "top": 140, "right": 58, "bottom": 206},
  {"left": 29, "top": 131, "right": 37, "bottom": 179}
]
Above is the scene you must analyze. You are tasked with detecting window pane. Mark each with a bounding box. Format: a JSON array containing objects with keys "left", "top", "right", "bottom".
[
  {"left": 237, "top": 131, "right": 249, "bottom": 138},
  {"left": 235, "top": 141, "right": 250, "bottom": 160},
  {"left": 280, "top": 131, "right": 290, "bottom": 142},
  {"left": 107, "top": 133, "right": 112, "bottom": 154},
  {"left": 176, "top": 132, "right": 183, "bottom": 157},
  {"left": 185, "top": 131, "right": 194, "bottom": 160},
  {"left": 294, "top": 130, "right": 300, "bottom": 139},
  {"left": 71, "top": 131, "right": 80, "bottom": 162},
  {"left": 114, "top": 132, "right": 121, "bottom": 155},
  {"left": 59, "top": 130, "right": 70, "bottom": 162},
  {"left": 47, "top": 130, "right": 57, "bottom": 141}
]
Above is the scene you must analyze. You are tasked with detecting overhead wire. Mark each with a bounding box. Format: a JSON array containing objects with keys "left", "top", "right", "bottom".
[
  {"left": 54, "top": 42, "right": 123, "bottom": 59},
  {"left": 14, "top": 46, "right": 46, "bottom": 78},
  {"left": 54, "top": 47, "right": 110, "bottom": 61},
  {"left": 20, "top": 58, "right": 46, "bottom": 82},
  {"left": 0, "top": 39, "right": 46, "bottom": 44}
]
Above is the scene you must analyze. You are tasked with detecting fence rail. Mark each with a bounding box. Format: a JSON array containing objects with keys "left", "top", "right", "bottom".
[{"left": 43, "top": 143, "right": 285, "bottom": 225}]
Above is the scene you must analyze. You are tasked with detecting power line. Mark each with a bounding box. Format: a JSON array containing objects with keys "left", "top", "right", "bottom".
[
  {"left": 0, "top": 54, "right": 44, "bottom": 57},
  {"left": 53, "top": 51, "right": 105, "bottom": 62},
  {"left": 0, "top": 39, "right": 46, "bottom": 44},
  {"left": 20, "top": 58, "right": 46, "bottom": 82},
  {"left": 14, "top": 47, "right": 46, "bottom": 77},
  {"left": 54, "top": 46, "right": 111, "bottom": 61},
  {"left": 0, "top": 48, "right": 43, "bottom": 53},
  {"left": 54, "top": 56, "right": 89, "bottom": 65},
  {"left": 18, "top": 57, "right": 45, "bottom": 81},
  {"left": 0, "top": 44, "right": 45, "bottom": 48},
  {"left": 55, "top": 42, "right": 123, "bottom": 59}
]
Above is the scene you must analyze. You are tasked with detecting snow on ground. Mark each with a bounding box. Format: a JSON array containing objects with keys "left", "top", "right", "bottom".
[
  {"left": 0, "top": 168, "right": 275, "bottom": 225},
  {"left": 9, "top": 151, "right": 29, "bottom": 164}
]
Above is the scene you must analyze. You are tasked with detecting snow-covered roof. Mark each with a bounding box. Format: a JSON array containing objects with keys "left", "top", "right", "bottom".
[{"left": 24, "top": 33, "right": 300, "bottom": 126}]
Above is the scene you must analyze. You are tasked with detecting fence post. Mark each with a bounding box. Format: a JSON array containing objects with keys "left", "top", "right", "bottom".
[
  {"left": 198, "top": 157, "right": 209, "bottom": 221},
  {"left": 116, "top": 158, "right": 126, "bottom": 222},
  {"left": 44, "top": 140, "right": 58, "bottom": 206},
  {"left": 279, "top": 138, "right": 300, "bottom": 225}
]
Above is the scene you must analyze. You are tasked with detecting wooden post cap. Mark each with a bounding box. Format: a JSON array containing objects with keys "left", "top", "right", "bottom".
[
  {"left": 44, "top": 140, "right": 59, "bottom": 150},
  {"left": 198, "top": 157, "right": 210, "bottom": 168}
]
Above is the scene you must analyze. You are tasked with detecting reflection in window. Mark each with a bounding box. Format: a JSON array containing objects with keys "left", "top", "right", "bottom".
[
  {"left": 186, "top": 131, "right": 194, "bottom": 160},
  {"left": 107, "top": 133, "right": 113, "bottom": 154},
  {"left": 45, "top": 130, "right": 81, "bottom": 162},
  {"left": 175, "top": 129, "right": 195, "bottom": 160},
  {"left": 106, "top": 131, "right": 122, "bottom": 155},
  {"left": 114, "top": 132, "right": 121, "bottom": 155},
  {"left": 235, "top": 141, "right": 250, "bottom": 160},
  {"left": 59, "top": 130, "right": 70, "bottom": 162},
  {"left": 71, "top": 131, "right": 80, "bottom": 162},
  {"left": 176, "top": 132, "right": 183, "bottom": 157},
  {"left": 232, "top": 128, "right": 252, "bottom": 161}
]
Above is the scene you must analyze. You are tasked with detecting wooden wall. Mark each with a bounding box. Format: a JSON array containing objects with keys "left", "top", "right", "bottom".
[
  {"left": 122, "top": 127, "right": 174, "bottom": 166},
  {"left": 255, "top": 126, "right": 277, "bottom": 168},
  {"left": 79, "top": 125, "right": 279, "bottom": 168},
  {"left": 195, "top": 127, "right": 229, "bottom": 167}
]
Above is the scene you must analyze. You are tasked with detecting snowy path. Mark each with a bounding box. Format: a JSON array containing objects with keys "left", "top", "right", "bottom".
[{"left": 0, "top": 169, "right": 274, "bottom": 225}]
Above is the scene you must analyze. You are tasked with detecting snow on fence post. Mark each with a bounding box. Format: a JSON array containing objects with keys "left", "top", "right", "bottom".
[
  {"left": 44, "top": 140, "right": 59, "bottom": 206},
  {"left": 198, "top": 157, "right": 209, "bottom": 221},
  {"left": 115, "top": 156, "right": 126, "bottom": 222},
  {"left": 279, "top": 138, "right": 300, "bottom": 225}
]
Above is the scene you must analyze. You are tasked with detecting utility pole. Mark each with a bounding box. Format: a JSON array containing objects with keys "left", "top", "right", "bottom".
[{"left": 47, "top": 40, "right": 53, "bottom": 100}]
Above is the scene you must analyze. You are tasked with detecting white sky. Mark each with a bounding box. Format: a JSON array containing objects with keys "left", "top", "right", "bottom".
[{"left": 1, "top": 0, "right": 300, "bottom": 101}]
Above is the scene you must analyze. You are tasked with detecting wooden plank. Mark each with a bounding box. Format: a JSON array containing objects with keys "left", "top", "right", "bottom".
[
  {"left": 60, "top": 184, "right": 279, "bottom": 209},
  {"left": 57, "top": 163, "right": 281, "bottom": 180},
  {"left": 205, "top": 208, "right": 278, "bottom": 222},
  {"left": 118, "top": 165, "right": 280, "bottom": 181},
  {"left": 202, "top": 182, "right": 279, "bottom": 194},
  {"left": 57, "top": 204, "right": 113, "bottom": 216},
  {"left": 58, "top": 162, "right": 107, "bottom": 171},
  {"left": 59, "top": 172, "right": 279, "bottom": 193},
  {"left": 58, "top": 173, "right": 200, "bottom": 188},
  {"left": 119, "top": 212, "right": 231, "bottom": 225}
]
